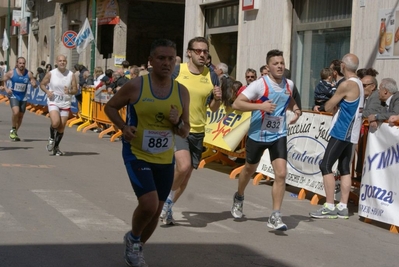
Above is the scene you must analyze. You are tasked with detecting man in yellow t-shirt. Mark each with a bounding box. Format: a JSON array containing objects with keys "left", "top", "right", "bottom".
[{"left": 161, "top": 36, "right": 222, "bottom": 225}]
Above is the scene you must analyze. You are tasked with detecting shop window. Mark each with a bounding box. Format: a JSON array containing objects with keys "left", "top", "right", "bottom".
[
  {"left": 292, "top": 0, "right": 352, "bottom": 110},
  {"left": 205, "top": 3, "right": 239, "bottom": 28},
  {"left": 205, "top": 1, "right": 239, "bottom": 78}
]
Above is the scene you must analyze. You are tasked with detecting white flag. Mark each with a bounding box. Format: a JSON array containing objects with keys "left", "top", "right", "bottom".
[
  {"left": 2, "top": 29, "right": 9, "bottom": 51},
  {"left": 75, "top": 18, "right": 94, "bottom": 54}
]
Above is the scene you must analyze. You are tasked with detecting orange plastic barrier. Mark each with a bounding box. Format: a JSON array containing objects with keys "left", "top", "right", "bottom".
[{"left": 199, "top": 137, "right": 246, "bottom": 179}]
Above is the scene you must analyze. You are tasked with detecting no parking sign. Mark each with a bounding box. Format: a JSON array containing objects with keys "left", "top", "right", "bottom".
[{"left": 62, "top": 30, "right": 77, "bottom": 49}]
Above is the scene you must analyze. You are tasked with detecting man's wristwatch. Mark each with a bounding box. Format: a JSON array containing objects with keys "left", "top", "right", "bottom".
[
  {"left": 174, "top": 118, "right": 184, "bottom": 130},
  {"left": 375, "top": 114, "right": 379, "bottom": 121}
]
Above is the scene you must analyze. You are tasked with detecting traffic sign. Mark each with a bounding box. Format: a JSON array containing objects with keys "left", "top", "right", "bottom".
[{"left": 62, "top": 30, "right": 77, "bottom": 49}]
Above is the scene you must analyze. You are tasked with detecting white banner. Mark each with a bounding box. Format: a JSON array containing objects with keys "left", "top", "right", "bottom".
[
  {"left": 75, "top": 18, "right": 94, "bottom": 54},
  {"left": 257, "top": 112, "right": 340, "bottom": 198},
  {"left": 2, "top": 29, "right": 9, "bottom": 51},
  {"left": 358, "top": 123, "right": 399, "bottom": 226}
]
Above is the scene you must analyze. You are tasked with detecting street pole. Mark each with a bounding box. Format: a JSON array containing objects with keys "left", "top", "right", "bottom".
[
  {"left": 90, "top": 0, "right": 96, "bottom": 76},
  {"left": 6, "top": 0, "right": 10, "bottom": 70}
]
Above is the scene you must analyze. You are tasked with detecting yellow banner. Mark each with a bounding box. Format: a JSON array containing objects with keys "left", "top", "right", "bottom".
[{"left": 204, "top": 105, "right": 250, "bottom": 151}]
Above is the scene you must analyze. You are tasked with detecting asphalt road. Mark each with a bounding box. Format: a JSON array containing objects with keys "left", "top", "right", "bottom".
[{"left": 0, "top": 102, "right": 398, "bottom": 267}]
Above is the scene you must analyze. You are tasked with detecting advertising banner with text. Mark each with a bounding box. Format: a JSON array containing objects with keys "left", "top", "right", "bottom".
[
  {"left": 256, "top": 112, "right": 341, "bottom": 197},
  {"left": 204, "top": 106, "right": 251, "bottom": 151},
  {"left": 358, "top": 123, "right": 399, "bottom": 226}
]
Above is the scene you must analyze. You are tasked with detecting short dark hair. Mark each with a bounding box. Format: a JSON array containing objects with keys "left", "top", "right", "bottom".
[
  {"left": 330, "top": 59, "right": 343, "bottom": 76},
  {"left": 105, "top": 69, "right": 114, "bottom": 78},
  {"left": 266, "top": 49, "right": 283, "bottom": 64},
  {"left": 357, "top": 68, "right": 379, "bottom": 79},
  {"left": 122, "top": 60, "right": 130, "bottom": 68},
  {"left": 260, "top": 65, "right": 267, "bottom": 73},
  {"left": 41, "top": 60, "right": 46, "bottom": 66},
  {"left": 150, "top": 39, "right": 176, "bottom": 56},
  {"left": 187, "top": 36, "right": 209, "bottom": 50}
]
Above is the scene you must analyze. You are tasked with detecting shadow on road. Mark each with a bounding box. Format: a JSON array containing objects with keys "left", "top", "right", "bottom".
[
  {"left": 0, "top": 242, "right": 294, "bottom": 267},
  {"left": 58, "top": 151, "right": 100, "bottom": 156},
  {"left": 0, "top": 146, "right": 33, "bottom": 151}
]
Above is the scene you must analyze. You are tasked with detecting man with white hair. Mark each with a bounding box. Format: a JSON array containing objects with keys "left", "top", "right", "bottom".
[
  {"left": 214, "top": 62, "right": 229, "bottom": 78},
  {"left": 368, "top": 77, "right": 399, "bottom": 130}
]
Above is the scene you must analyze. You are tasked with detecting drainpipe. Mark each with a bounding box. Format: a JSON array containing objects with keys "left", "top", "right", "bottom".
[
  {"left": 6, "top": 0, "right": 10, "bottom": 70},
  {"left": 90, "top": 0, "right": 96, "bottom": 76},
  {"left": 18, "top": 0, "right": 26, "bottom": 58}
]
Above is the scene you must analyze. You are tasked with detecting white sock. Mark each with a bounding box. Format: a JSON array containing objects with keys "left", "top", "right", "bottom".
[
  {"left": 325, "top": 203, "right": 335, "bottom": 210},
  {"left": 168, "top": 190, "right": 176, "bottom": 202},
  {"left": 337, "top": 202, "right": 347, "bottom": 210}
]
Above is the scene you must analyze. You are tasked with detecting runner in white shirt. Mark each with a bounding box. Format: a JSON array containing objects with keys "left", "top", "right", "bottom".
[{"left": 39, "top": 55, "right": 77, "bottom": 156}]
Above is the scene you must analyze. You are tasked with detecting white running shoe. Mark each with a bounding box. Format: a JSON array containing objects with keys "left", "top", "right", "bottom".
[
  {"left": 267, "top": 212, "right": 288, "bottom": 231},
  {"left": 123, "top": 232, "right": 148, "bottom": 267},
  {"left": 162, "top": 210, "right": 175, "bottom": 225},
  {"left": 46, "top": 138, "right": 55, "bottom": 152},
  {"left": 53, "top": 147, "right": 64, "bottom": 156},
  {"left": 231, "top": 193, "right": 244, "bottom": 219}
]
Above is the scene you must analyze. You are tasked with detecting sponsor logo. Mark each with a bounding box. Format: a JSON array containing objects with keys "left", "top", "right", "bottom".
[
  {"left": 155, "top": 112, "right": 165, "bottom": 124},
  {"left": 360, "top": 184, "right": 395, "bottom": 204},
  {"left": 287, "top": 136, "right": 325, "bottom": 175},
  {"left": 142, "top": 97, "right": 154, "bottom": 102}
]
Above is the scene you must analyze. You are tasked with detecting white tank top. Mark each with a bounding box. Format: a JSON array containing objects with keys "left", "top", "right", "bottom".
[{"left": 49, "top": 68, "right": 73, "bottom": 95}]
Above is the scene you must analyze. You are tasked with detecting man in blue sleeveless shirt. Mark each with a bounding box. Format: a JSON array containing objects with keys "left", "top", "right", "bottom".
[
  {"left": 310, "top": 54, "right": 364, "bottom": 219},
  {"left": 1, "top": 57, "right": 37, "bottom": 141}
]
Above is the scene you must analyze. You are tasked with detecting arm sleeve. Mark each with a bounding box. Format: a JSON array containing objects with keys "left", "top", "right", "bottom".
[{"left": 241, "top": 79, "right": 264, "bottom": 101}]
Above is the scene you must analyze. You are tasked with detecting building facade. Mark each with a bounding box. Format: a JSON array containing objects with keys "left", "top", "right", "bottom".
[
  {"left": 0, "top": 0, "right": 185, "bottom": 75},
  {"left": 1, "top": 0, "right": 399, "bottom": 110},
  {"left": 185, "top": 0, "right": 399, "bottom": 109}
]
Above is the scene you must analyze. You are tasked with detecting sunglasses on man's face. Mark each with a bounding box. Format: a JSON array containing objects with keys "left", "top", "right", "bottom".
[{"left": 190, "top": 49, "right": 209, "bottom": 55}]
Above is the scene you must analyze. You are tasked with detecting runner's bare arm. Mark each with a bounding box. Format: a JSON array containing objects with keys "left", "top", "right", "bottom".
[{"left": 39, "top": 72, "right": 52, "bottom": 95}]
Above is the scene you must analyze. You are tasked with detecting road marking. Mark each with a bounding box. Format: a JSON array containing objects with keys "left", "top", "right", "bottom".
[
  {"left": 205, "top": 195, "right": 266, "bottom": 210},
  {"left": 1, "top": 163, "right": 55, "bottom": 168},
  {"left": 0, "top": 205, "right": 26, "bottom": 231},
  {"left": 294, "top": 220, "right": 334, "bottom": 234},
  {"left": 32, "top": 190, "right": 128, "bottom": 231}
]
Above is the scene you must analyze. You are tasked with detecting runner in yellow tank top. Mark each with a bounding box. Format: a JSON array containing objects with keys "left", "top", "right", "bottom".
[
  {"left": 161, "top": 36, "right": 222, "bottom": 225},
  {"left": 105, "top": 39, "right": 190, "bottom": 266}
]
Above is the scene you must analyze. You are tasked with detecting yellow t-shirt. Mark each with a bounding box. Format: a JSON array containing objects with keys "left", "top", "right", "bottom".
[{"left": 174, "top": 63, "right": 214, "bottom": 133}]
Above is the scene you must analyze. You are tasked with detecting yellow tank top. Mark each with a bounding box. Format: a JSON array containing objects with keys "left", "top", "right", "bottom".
[
  {"left": 125, "top": 75, "right": 183, "bottom": 164},
  {"left": 175, "top": 63, "right": 213, "bottom": 133}
]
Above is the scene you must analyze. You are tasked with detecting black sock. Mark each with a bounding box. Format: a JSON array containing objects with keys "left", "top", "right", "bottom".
[
  {"left": 12, "top": 127, "right": 16, "bottom": 130},
  {"left": 50, "top": 126, "right": 56, "bottom": 139},
  {"left": 55, "top": 132, "right": 64, "bottom": 147},
  {"left": 234, "top": 192, "right": 244, "bottom": 201}
]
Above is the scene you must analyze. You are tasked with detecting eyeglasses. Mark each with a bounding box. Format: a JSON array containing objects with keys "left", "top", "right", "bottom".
[
  {"left": 189, "top": 48, "right": 209, "bottom": 55},
  {"left": 246, "top": 75, "right": 255, "bottom": 78},
  {"left": 363, "top": 83, "right": 373, "bottom": 87}
]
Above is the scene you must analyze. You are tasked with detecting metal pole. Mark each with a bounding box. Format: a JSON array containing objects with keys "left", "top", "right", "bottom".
[
  {"left": 6, "top": 0, "right": 10, "bottom": 70},
  {"left": 90, "top": 0, "right": 96, "bottom": 76}
]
